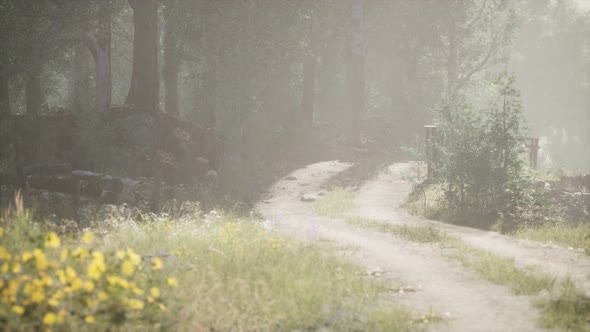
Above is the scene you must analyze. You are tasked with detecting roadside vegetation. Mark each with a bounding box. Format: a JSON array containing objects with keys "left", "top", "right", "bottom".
[
  {"left": 513, "top": 221, "right": 590, "bottom": 255},
  {"left": 1, "top": 194, "right": 420, "bottom": 331}
]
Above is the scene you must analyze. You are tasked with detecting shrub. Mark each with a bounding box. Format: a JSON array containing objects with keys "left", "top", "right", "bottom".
[{"left": 429, "top": 73, "right": 538, "bottom": 230}]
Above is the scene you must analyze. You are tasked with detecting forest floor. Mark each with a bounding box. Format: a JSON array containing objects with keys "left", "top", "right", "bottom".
[{"left": 256, "top": 161, "right": 590, "bottom": 332}]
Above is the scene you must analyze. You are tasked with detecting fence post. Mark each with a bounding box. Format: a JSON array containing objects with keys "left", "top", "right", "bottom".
[
  {"left": 425, "top": 125, "right": 438, "bottom": 179},
  {"left": 529, "top": 137, "right": 539, "bottom": 169}
]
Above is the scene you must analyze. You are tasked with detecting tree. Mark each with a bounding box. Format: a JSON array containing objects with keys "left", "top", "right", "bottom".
[
  {"left": 436, "top": 0, "right": 516, "bottom": 111},
  {"left": 0, "top": 66, "right": 9, "bottom": 117},
  {"left": 163, "top": 0, "right": 180, "bottom": 117},
  {"left": 126, "top": 0, "right": 160, "bottom": 113},
  {"left": 348, "top": 0, "right": 366, "bottom": 144},
  {"left": 67, "top": 44, "right": 92, "bottom": 109},
  {"left": 85, "top": 0, "right": 113, "bottom": 111},
  {"left": 301, "top": 4, "right": 317, "bottom": 127}
]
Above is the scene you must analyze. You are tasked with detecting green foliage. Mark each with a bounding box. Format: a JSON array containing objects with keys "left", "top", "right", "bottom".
[{"left": 430, "top": 73, "right": 537, "bottom": 230}]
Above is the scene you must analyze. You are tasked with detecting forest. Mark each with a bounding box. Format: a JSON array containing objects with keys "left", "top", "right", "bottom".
[{"left": 0, "top": 0, "right": 589, "bottom": 331}]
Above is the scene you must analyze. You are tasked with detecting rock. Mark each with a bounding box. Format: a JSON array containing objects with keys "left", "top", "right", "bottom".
[
  {"left": 205, "top": 170, "right": 218, "bottom": 180},
  {"left": 300, "top": 195, "right": 317, "bottom": 202},
  {"left": 285, "top": 176, "right": 298, "bottom": 181}
]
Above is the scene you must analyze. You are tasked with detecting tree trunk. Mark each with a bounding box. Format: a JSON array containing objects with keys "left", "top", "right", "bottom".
[
  {"left": 24, "top": 66, "right": 42, "bottom": 165},
  {"left": 126, "top": 0, "right": 160, "bottom": 113},
  {"left": 0, "top": 66, "right": 10, "bottom": 117},
  {"left": 25, "top": 67, "right": 42, "bottom": 115},
  {"left": 348, "top": 0, "right": 366, "bottom": 144},
  {"left": 93, "top": 3, "right": 112, "bottom": 112},
  {"left": 163, "top": 0, "right": 180, "bottom": 117},
  {"left": 301, "top": 15, "right": 316, "bottom": 127},
  {"left": 0, "top": 66, "right": 11, "bottom": 163},
  {"left": 67, "top": 44, "right": 92, "bottom": 110}
]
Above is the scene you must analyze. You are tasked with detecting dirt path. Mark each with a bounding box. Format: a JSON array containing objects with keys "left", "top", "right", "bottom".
[
  {"left": 352, "top": 163, "right": 590, "bottom": 298},
  {"left": 256, "top": 161, "right": 554, "bottom": 332}
]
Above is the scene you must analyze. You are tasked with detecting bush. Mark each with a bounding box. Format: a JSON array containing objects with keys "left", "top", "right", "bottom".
[{"left": 429, "top": 73, "right": 538, "bottom": 230}]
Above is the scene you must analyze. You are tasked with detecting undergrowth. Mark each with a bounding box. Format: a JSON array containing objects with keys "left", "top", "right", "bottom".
[{"left": 1, "top": 194, "right": 416, "bottom": 331}]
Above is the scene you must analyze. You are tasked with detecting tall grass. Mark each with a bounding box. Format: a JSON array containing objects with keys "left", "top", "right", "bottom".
[{"left": 513, "top": 223, "right": 590, "bottom": 255}]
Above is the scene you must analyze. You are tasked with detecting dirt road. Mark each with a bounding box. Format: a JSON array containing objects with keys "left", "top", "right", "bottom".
[{"left": 256, "top": 161, "right": 590, "bottom": 331}]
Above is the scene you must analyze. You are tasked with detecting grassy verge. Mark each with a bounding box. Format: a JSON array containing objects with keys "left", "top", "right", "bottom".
[
  {"left": 345, "top": 217, "right": 450, "bottom": 244},
  {"left": 312, "top": 187, "right": 355, "bottom": 218},
  {"left": 1, "top": 195, "right": 416, "bottom": 331},
  {"left": 512, "top": 223, "right": 590, "bottom": 255}
]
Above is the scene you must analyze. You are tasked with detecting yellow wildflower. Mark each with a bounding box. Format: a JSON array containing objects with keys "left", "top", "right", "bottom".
[
  {"left": 0, "top": 246, "right": 7, "bottom": 260},
  {"left": 22, "top": 251, "right": 32, "bottom": 262},
  {"left": 45, "top": 232, "right": 61, "bottom": 248},
  {"left": 65, "top": 267, "right": 77, "bottom": 281},
  {"left": 132, "top": 287, "right": 144, "bottom": 296},
  {"left": 150, "top": 287, "right": 160, "bottom": 298},
  {"left": 43, "top": 312, "right": 57, "bottom": 325},
  {"left": 121, "top": 261, "right": 135, "bottom": 276},
  {"left": 167, "top": 277, "right": 178, "bottom": 287},
  {"left": 33, "top": 249, "right": 48, "bottom": 270},
  {"left": 116, "top": 250, "right": 126, "bottom": 260},
  {"left": 72, "top": 247, "right": 89, "bottom": 259},
  {"left": 70, "top": 278, "right": 82, "bottom": 291},
  {"left": 12, "top": 263, "right": 21, "bottom": 274},
  {"left": 151, "top": 257, "right": 163, "bottom": 270},
  {"left": 60, "top": 249, "right": 69, "bottom": 262},
  {"left": 128, "top": 299, "right": 144, "bottom": 310},
  {"left": 127, "top": 248, "right": 141, "bottom": 265},
  {"left": 56, "top": 270, "right": 67, "bottom": 284},
  {"left": 98, "top": 290, "right": 109, "bottom": 301},
  {"left": 31, "top": 290, "right": 46, "bottom": 303},
  {"left": 12, "top": 305, "right": 24, "bottom": 315},
  {"left": 53, "top": 290, "right": 64, "bottom": 300},
  {"left": 48, "top": 298, "right": 59, "bottom": 307},
  {"left": 87, "top": 253, "right": 106, "bottom": 280},
  {"left": 85, "top": 316, "right": 95, "bottom": 324},
  {"left": 87, "top": 263, "right": 103, "bottom": 280},
  {"left": 83, "top": 280, "right": 95, "bottom": 292},
  {"left": 82, "top": 231, "right": 94, "bottom": 244},
  {"left": 57, "top": 309, "right": 66, "bottom": 324},
  {"left": 41, "top": 274, "right": 53, "bottom": 286}
]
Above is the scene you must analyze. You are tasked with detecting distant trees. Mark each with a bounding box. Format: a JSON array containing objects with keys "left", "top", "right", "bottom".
[
  {"left": 435, "top": 0, "right": 516, "bottom": 114},
  {"left": 348, "top": 0, "right": 366, "bottom": 144},
  {"left": 163, "top": 0, "right": 181, "bottom": 117}
]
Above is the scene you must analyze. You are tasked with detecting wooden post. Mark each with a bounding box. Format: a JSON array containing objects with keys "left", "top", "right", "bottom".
[
  {"left": 529, "top": 137, "right": 539, "bottom": 169},
  {"left": 425, "top": 125, "right": 438, "bottom": 179}
]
